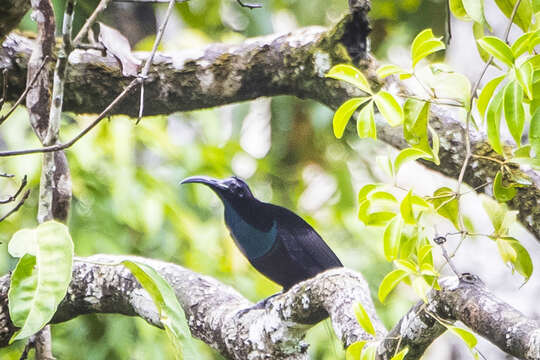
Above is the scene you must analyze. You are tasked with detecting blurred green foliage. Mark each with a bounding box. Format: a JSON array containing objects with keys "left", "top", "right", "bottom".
[{"left": 0, "top": 0, "right": 446, "bottom": 358}]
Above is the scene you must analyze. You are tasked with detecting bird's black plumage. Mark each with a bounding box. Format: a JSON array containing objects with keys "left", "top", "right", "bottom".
[{"left": 181, "top": 176, "right": 342, "bottom": 290}]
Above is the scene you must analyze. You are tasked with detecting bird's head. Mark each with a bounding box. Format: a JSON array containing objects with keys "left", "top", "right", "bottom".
[{"left": 180, "top": 175, "right": 254, "bottom": 203}]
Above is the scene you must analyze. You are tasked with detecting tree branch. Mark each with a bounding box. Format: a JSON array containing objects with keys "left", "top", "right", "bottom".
[
  {"left": 0, "top": 2, "right": 538, "bottom": 240},
  {"left": 0, "top": 255, "right": 536, "bottom": 359}
]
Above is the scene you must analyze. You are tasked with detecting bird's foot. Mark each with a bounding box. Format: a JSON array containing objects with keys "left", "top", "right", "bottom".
[{"left": 236, "top": 292, "right": 282, "bottom": 317}]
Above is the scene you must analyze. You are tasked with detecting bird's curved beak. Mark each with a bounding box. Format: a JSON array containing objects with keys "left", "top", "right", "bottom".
[{"left": 180, "top": 176, "right": 229, "bottom": 192}]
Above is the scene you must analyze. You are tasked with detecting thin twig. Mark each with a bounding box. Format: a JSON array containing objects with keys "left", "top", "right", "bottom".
[
  {"left": 236, "top": 0, "right": 262, "bottom": 9},
  {"left": 0, "top": 189, "right": 30, "bottom": 222},
  {"left": 434, "top": 236, "right": 460, "bottom": 276},
  {"left": 73, "top": 0, "right": 112, "bottom": 46},
  {"left": 19, "top": 337, "right": 35, "bottom": 360},
  {"left": 0, "top": 79, "right": 138, "bottom": 157},
  {"left": 0, "top": 57, "right": 49, "bottom": 126},
  {"left": 0, "top": 68, "right": 7, "bottom": 109},
  {"left": 0, "top": 172, "right": 14, "bottom": 178},
  {"left": 0, "top": 175, "right": 27, "bottom": 204},
  {"left": 136, "top": 0, "right": 177, "bottom": 124}
]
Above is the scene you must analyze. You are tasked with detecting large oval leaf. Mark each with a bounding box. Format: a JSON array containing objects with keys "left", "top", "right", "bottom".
[
  {"left": 8, "top": 221, "right": 74, "bottom": 341},
  {"left": 494, "top": 0, "right": 533, "bottom": 32},
  {"left": 531, "top": 107, "right": 540, "bottom": 156},
  {"left": 353, "top": 303, "right": 376, "bottom": 336},
  {"left": 356, "top": 101, "right": 376, "bottom": 139},
  {"left": 477, "top": 75, "right": 504, "bottom": 120},
  {"left": 486, "top": 86, "right": 505, "bottom": 154}
]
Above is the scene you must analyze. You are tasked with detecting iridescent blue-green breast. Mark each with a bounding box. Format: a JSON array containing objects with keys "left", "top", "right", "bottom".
[{"left": 224, "top": 202, "right": 277, "bottom": 259}]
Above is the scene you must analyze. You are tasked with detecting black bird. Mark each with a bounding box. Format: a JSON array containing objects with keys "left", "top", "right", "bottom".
[{"left": 181, "top": 176, "right": 343, "bottom": 291}]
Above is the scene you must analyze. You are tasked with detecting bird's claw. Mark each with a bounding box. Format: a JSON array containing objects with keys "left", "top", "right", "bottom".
[{"left": 236, "top": 292, "right": 282, "bottom": 317}]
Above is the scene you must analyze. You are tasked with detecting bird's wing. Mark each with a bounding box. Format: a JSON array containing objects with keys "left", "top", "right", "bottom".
[{"left": 269, "top": 204, "right": 343, "bottom": 276}]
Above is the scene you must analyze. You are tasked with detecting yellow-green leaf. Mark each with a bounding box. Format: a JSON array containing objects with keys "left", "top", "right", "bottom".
[
  {"left": 123, "top": 261, "right": 196, "bottom": 360},
  {"left": 360, "top": 343, "right": 377, "bottom": 360},
  {"left": 333, "top": 97, "right": 371, "bottom": 139},
  {"left": 357, "top": 101, "right": 377, "bottom": 139},
  {"left": 384, "top": 216, "right": 403, "bottom": 261},
  {"left": 400, "top": 190, "right": 416, "bottom": 225},
  {"left": 390, "top": 347, "right": 409, "bottom": 360},
  {"left": 374, "top": 91, "right": 404, "bottom": 126},
  {"left": 494, "top": 0, "right": 533, "bottom": 32},
  {"left": 493, "top": 170, "right": 518, "bottom": 202},
  {"left": 463, "top": 0, "right": 487, "bottom": 23},
  {"left": 394, "top": 148, "right": 431, "bottom": 175},
  {"left": 449, "top": 0, "right": 469, "bottom": 18},
  {"left": 447, "top": 326, "right": 478, "bottom": 348},
  {"left": 326, "top": 64, "right": 373, "bottom": 94},
  {"left": 477, "top": 75, "right": 505, "bottom": 120},
  {"left": 429, "top": 187, "right": 459, "bottom": 228},
  {"left": 486, "top": 86, "right": 505, "bottom": 154},
  {"left": 378, "top": 269, "right": 408, "bottom": 303},
  {"left": 516, "top": 62, "right": 534, "bottom": 100},
  {"left": 376, "top": 64, "right": 409, "bottom": 79},
  {"left": 346, "top": 341, "right": 367, "bottom": 360},
  {"left": 477, "top": 36, "right": 515, "bottom": 66},
  {"left": 353, "top": 303, "right": 376, "bottom": 336},
  {"left": 411, "top": 29, "right": 445, "bottom": 67},
  {"left": 412, "top": 276, "right": 430, "bottom": 303},
  {"left": 531, "top": 107, "right": 540, "bottom": 156},
  {"left": 503, "top": 80, "right": 525, "bottom": 145}
]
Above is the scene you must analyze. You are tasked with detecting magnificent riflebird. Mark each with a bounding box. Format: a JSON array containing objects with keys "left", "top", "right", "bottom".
[{"left": 181, "top": 176, "right": 343, "bottom": 291}]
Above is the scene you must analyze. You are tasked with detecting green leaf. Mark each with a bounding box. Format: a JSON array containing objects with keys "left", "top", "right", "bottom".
[
  {"left": 486, "top": 86, "right": 505, "bottom": 154},
  {"left": 463, "top": 0, "right": 486, "bottom": 23},
  {"left": 418, "top": 244, "right": 434, "bottom": 266},
  {"left": 333, "top": 97, "right": 371, "bottom": 139},
  {"left": 390, "top": 347, "right": 409, "bottom": 360},
  {"left": 8, "top": 221, "right": 74, "bottom": 341},
  {"left": 504, "top": 238, "right": 533, "bottom": 279},
  {"left": 433, "top": 72, "right": 471, "bottom": 106},
  {"left": 477, "top": 36, "right": 515, "bottom": 66},
  {"left": 384, "top": 216, "right": 403, "bottom": 261},
  {"left": 8, "top": 229, "right": 38, "bottom": 258},
  {"left": 503, "top": 80, "right": 525, "bottom": 145},
  {"left": 429, "top": 187, "right": 459, "bottom": 228},
  {"left": 358, "top": 184, "right": 380, "bottom": 203},
  {"left": 326, "top": 64, "right": 373, "bottom": 94},
  {"left": 360, "top": 343, "right": 377, "bottom": 360},
  {"left": 123, "top": 260, "right": 196, "bottom": 360},
  {"left": 449, "top": 0, "right": 469, "bottom": 18},
  {"left": 516, "top": 62, "right": 534, "bottom": 100},
  {"left": 512, "top": 32, "right": 533, "bottom": 57},
  {"left": 357, "top": 101, "right": 377, "bottom": 139},
  {"left": 482, "top": 198, "right": 518, "bottom": 236},
  {"left": 400, "top": 190, "right": 416, "bottom": 225},
  {"left": 530, "top": 107, "right": 540, "bottom": 156},
  {"left": 494, "top": 0, "right": 533, "bottom": 32},
  {"left": 376, "top": 64, "right": 410, "bottom": 79},
  {"left": 353, "top": 303, "right": 376, "bottom": 336},
  {"left": 412, "top": 276, "right": 430, "bottom": 302},
  {"left": 493, "top": 170, "right": 518, "bottom": 202},
  {"left": 514, "top": 144, "right": 532, "bottom": 158},
  {"left": 374, "top": 91, "right": 404, "bottom": 126},
  {"left": 497, "top": 237, "right": 517, "bottom": 263},
  {"left": 473, "top": 22, "right": 492, "bottom": 63},
  {"left": 378, "top": 269, "right": 408, "bottom": 303},
  {"left": 403, "top": 99, "right": 432, "bottom": 153},
  {"left": 447, "top": 326, "right": 478, "bottom": 348},
  {"left": 346, "top": 341, "right": 367, "bottom": 360},
  {"left": 395, "top": 259, "right": 418, "bottom": 273},
  {"left": 411, "top": 29, "right": 445, "bottom": 67},
  {"left": 477, "top": 75, "right": 505, "bottom": 120},
  {"left": 394, "top": 148, "right": 431, "bottom": 175}
]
